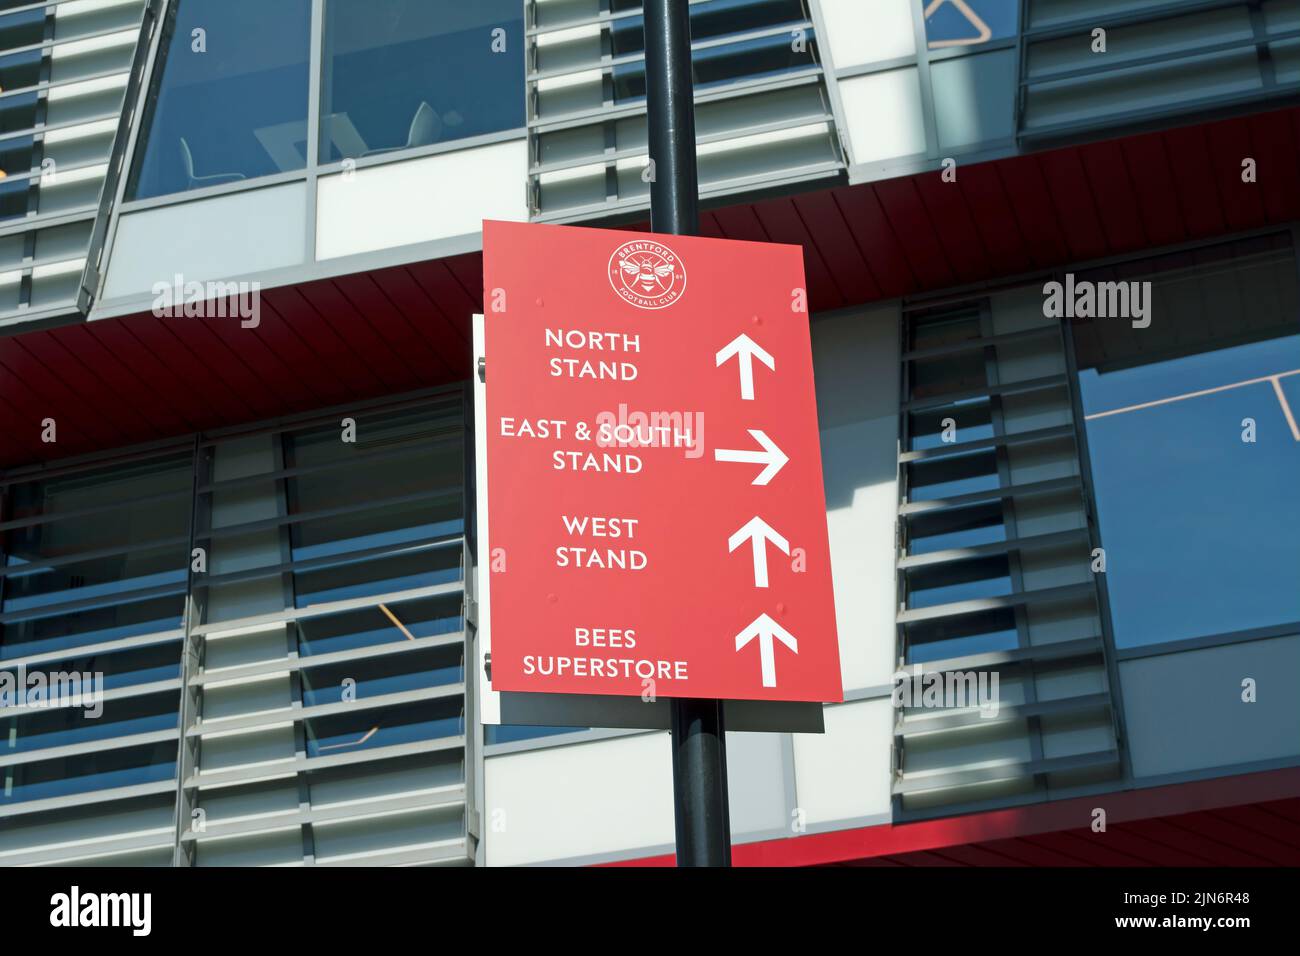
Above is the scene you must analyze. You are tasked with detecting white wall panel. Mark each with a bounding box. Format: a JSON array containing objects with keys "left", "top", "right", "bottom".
[
  {"left": 813, "top": 306, "right": 900, "bottom": 691},
  {"left": 102, "top": 183, "right": 307, "bottom": 299},
  {"left": 818, "top": 0, "right": 916, "bottom": 69},
  {"left": 792, "top": 698, "right": 893, "bottom": 826},
  {"left": 316, "top": 139, "right": 528, "bottom": 260},
  {"left": 725, "top": 730, "right": 789, "bottom": 837},
  {"left": 838, "top": 68, "right": 927, "bottom": 166},
  {"left": 1120, "top": 635, "right": 1300, "bottom": 777},
  {"left": 484, "top": 732, "right": 674, "bottom": 865}
]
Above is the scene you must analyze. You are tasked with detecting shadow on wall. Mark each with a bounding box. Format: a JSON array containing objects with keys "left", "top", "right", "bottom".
[{"left": 812, "top": 307, "right": 900, "bottom": 511}]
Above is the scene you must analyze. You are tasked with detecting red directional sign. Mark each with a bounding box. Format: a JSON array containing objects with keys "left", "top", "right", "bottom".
[{"left": 481, "top": 220, "right": 841, "bottom": 703}]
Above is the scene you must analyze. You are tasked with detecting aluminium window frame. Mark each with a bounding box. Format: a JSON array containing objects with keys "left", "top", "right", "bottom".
[
  {"left": 1057, "top": 225, "right": 1300, "bottom": 679},
  {"left": 111, "top": 0, "right": 531, "bottom": 216},
  {"left": 812, "top": 0, "right": 1022, "bottom": 182}
]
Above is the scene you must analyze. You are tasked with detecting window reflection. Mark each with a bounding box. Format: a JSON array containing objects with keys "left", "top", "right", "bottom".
[
  {"left": 922, "top": 0, "right": 1017, "bottom": 50},
  {"left": 285, "top": 405, "right": 464, "bottom": 607},
  {"left": 128, "top": 0, "right": 311, "bottom": 199},
  {"left": 1073, "top": 237, "right": 1300, "bottom": 647},
  {"left": 0, "top": 742, "right": 176, "bottom": 805},
  {"left": 319, "top": 0, "right": 524, "bottom": 163}
]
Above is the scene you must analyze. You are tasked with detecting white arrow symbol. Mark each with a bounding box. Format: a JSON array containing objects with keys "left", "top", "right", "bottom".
[
  {"left": 728, "top": 516, "right": 790, "bottom": 588},
  {"left": 715, "top": 333, "right": 775, "bottom": 401},
  {"left": 735, "top": 613, "right": 798, "bottom": 688},
  {"left": 714, "top": 429, "right": 788, "bottom": 485}
]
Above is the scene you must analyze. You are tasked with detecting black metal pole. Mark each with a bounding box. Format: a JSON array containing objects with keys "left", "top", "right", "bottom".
[{"left": 644, "top": 0, "right": 732, "bottom": 868}]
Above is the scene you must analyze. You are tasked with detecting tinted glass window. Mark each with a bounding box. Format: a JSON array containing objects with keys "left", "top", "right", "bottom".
[
  {"left": 1, "top": 742, "right": 176, "bottom": 805},
  {"left": 0, "top": 8, "right": 44, "bottom": 52},
  {"left": 2, "top": 457, "right": 190, "bottom": 661},
  {"left": 923, "top": 0, "right": 1018, "bottom": 49},
  {"left": 285, "top": 404, "right": 463, "bottom": 608},
  {"left": 319, "top": 0, "right": 524, "bottom": 163},
  {"left": 0, "top": 132, "right": 35, "bottom": 221},
  {"left": 129, "top": 0, "right": 311, "bottom": 199},
  {"left": 1073, "top": 238, "right": 1300, "bottom": 648}
]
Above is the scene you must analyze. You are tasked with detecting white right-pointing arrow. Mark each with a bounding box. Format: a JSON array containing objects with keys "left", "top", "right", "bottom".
[
  {"left": 735, "top": 613, "right": 798, "bottom": 688},
  {"left": 714, "top": 429, "right": 789, "bottom": 485},
  {"left": 728, "top": 516, "right": 790, "bottom": 588},
  {"left": 715, "top": 333, "right": 775, "bottom": 401}
]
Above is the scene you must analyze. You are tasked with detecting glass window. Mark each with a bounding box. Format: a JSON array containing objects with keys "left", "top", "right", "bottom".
[
  {"left": 2, "top": 456, "right": 191, "bottom": 660},
  {"left": 304, "top": 698, "right": 461, "bottom": 757},
  {"left": 0, "top": 7, "right": 45, "bottom": 53},
  {"left": 0, "top": 132, "right": 35, "bottom": 221},
  {"left": 907, "top": 555, "right": 1013, "bottom": 609},
  {"left": 905, "top": 608, "right": 1020, "bottom": 663},
  {"left": 128, "top": 0, "right": 311, "bottom": 199},
  {"left": 2, "top": 641, "right": 183, "bottom": 693},
  {"left": 285, "top": 404, "right": 464, "bottom": 607},
  {"left": 923, "top": 0, "right": 1018, "bottom": 50},
  {"left": 7, "top": 692, "right": 179, "bottom": 756},
  {"left": 319, "top": 0, "right": 524, "bottom": 163},
  {"left": 907, "top": 502, "right": 1007, "bottom": 556},
  {"left": 301, "top": 647, "right": 462, "bottom": 707},
  {"left": 1, "top": 741, "right": 176, "bottom": 805},
  {"left": 1072, "top": 236, "right": 1300, "bottom": 648},
  {"left": 296, "top": 596, "right": 461, "bottom": 657},
  {"left": 486, "top": 724, "right": 582, "bottom": 746}
]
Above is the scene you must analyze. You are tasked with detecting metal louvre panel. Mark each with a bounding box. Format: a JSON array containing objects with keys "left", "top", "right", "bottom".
[
  {"left": 893, "top": 292, "right": 1121, "bottom": 815},
  {"left": 0, "top": 391, "right": 473, "bottom": 866},
  {"left": 1019, "top": 0, "right": 1296, "bottom": 141},
  {"left": 526, "top": 0, "right": 844, "bottom": 220},
  {"left": 0, "top": 445, "right": 187, "bottom": 866},
  {"left": 184, "top": 397, "right": 470, "bottom": 867},
  {"left": 0, "top": 0, "right": 147, "bottom": 323}
]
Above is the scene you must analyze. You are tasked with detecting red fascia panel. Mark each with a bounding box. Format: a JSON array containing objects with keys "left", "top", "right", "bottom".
[
  {"left": 4, "top": 108, "right": 1300, "bottom": 471},
  {"left": 603, "top": 766, "right": 1300, "bottom": 867}
]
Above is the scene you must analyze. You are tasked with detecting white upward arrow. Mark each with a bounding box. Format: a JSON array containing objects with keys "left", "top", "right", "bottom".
[
  {"left": 728, "top": 516, "right": 790, "bottom": 588},
  {"left": 715, "top": 333, "right": 775, "bottom": 401},
  {"left": 714, "top": 429, "right": 788, "bottom": 485},
  {"left": 735, "top": 613, "right": 798, "bottom": 688}
]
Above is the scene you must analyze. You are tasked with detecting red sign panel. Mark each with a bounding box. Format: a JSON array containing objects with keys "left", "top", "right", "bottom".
[{"left": 481, "top": 220, "right": 841, "bottom": 703}]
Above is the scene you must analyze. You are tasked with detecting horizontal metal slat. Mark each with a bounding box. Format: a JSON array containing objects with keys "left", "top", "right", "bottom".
[
  {"left": 896, "top": 693, "right": 1112, "bottom": 736},
  {"left": 898, "top": 582, "right": 1097, "bottom": 625},
  {"left": 902, "top": 324, "right": 1059, "bottom": 362},
  {"left": 899, "top": 475, "right": 1083, "bottom": 516},
  {"left": 899, "top": 526, "right": 1090, "bottom": 569},
  {"left": 894, "top": 749, "right": 1121, "bottom": 795},
  {"left": 181, "top": 785, "right": 466, "bottom": 844},
  {"left": 902, "top": 373, "right": 1070, "bottom": 411}
]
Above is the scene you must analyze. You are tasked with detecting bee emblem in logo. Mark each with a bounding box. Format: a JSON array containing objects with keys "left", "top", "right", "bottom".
[{"left": 607, "top": 239, "right": 686, "bottom": 310}]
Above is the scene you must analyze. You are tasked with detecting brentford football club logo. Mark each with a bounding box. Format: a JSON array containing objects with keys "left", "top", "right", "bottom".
[{"left": 607, "top": 239, "right": 686, "bottom": 310}]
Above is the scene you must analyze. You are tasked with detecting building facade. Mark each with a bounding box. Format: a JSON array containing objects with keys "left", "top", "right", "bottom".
[{"left": 0, "top": 0, "right": 1298, "bottom": 866}]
